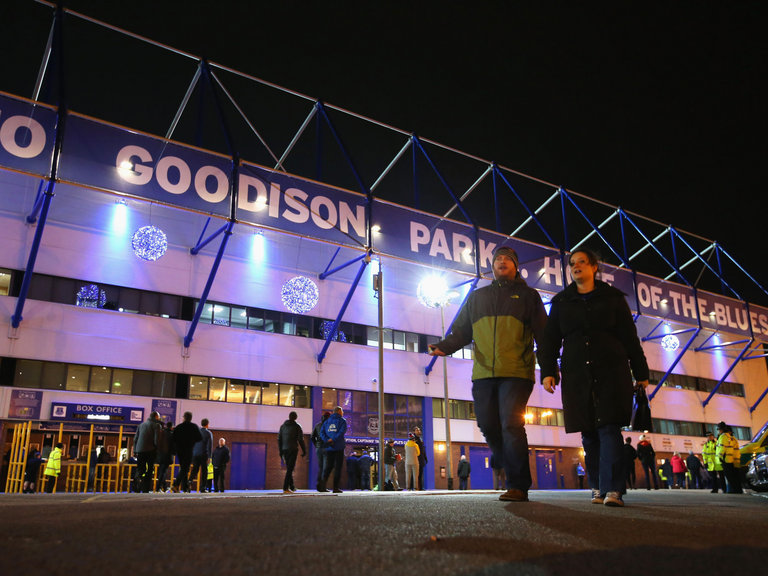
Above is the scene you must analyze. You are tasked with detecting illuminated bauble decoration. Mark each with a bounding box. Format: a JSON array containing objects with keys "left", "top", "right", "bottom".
[
  {"left": 417, "top": 276, "right": 451, "bottom": 308},
  {"left": 76, "top": 284, "right": 106, "bottom": 309},
  {"left": 281, "top": 276, "right": 319, "bottom": 314},
  {"left": 131, "top": 225, "right": 168, "bottom": 261},
  {"left": 661, "top": 334, "right": 680, "bottom": 351}
]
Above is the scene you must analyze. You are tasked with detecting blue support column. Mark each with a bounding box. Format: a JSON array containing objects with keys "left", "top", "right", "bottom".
[
  {"left": 421, "top": 396, "right": 434, "bottom": 490},
  {"left": 702, "top": 339, "right": 754, "bottom": 407},
  {"left": 317, "top": 255, "right": 371, "bottom": 364},
  {"left": 183, "top": 220, "right": 235, "bottom": 348},
  {"left": 12, "top": 181, "right": 56, "bottom": 329}
]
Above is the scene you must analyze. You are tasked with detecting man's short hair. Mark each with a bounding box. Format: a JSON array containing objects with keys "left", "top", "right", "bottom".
[
  {"left": 183, "top": 411, "right": 193, "bottom": 422},
  {"left": 289, "top": 411, "right": 298, "bottom": 420},
  {"left": 201, "top": 418, "right": 209, "bottom": 427}
]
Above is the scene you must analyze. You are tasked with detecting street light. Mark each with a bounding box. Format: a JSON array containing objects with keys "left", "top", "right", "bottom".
[{"left": 418, "top": 275, "right": 458, "bottom": 490}]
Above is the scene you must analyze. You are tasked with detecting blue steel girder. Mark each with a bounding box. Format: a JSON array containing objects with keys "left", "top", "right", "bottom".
[
  {"left": 493, "top": 166, "right": 559, "bottom": 247},
  {"left": 561, "top": 190, "right": 628, "bottom": 268},
  {"left": 715, "top": 243, "right": 768, "bottom": 302},
  {"left": 315, "top": 101, "right": 372, "bottom": 198},
  {"left": 13, "top": 3, "right": 67, "bottom": 330},
  {"left": 669, "top": 227, "right": 742, "bottom": 301},
  {"left": 317, "top": 251, "right": 372, "bottom": 364},
  {"left": 184, "top": 155, "right": 239, "bottom": 348},
  {"left": 183, "top": 219, "right": 235, "bottom": 349},
  {"left": 25, "top": 180, "right": 47, "bottom": 224},
  {"left": 619, "top": 210, "right": 693, "bottom": 287},
  {"left": 424, "top": 277, "right": 480, "bottom": 376},
  {"left": 644, "top": 325, "right": 701, "bottom": 401},
  {"left": 411, "top": 136, "right": 476, "bottom": 229},
  {"left": 701, "top": 337, "right": 754, "bottom": 407}
]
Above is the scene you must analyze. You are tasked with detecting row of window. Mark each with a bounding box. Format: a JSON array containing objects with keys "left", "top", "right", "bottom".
[
  {"left": 2, "top": 356, "right": 752, "bottom": 441},
  {"left": 652, "top": 418, "right": 751, "bottom": 442},
  {"left": 650, "top": 370, "right": 745, "bottom": 398},
  {"left": 1, "top": 268, "right": 474, "bottom": 360},
  {"left": 3, "top": 268, "right": 753, "bottom": 400}
]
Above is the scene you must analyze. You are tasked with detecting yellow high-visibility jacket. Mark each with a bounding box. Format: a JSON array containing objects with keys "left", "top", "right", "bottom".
[
  {"left": 716, "top": 432, "right": 736, "bottom": 465},
  {"left": 44, "top": 447, "right": 62, "bottom": 477},
  {"left": 702, "top": 439, "right": 721, "bottom": 471}
]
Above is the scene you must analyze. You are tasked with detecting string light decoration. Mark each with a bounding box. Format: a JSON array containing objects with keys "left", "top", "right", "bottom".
[
  {"left": 76, "top": 284, "right": 106, "bottom": 308},
  {"left": 321, "top": 320, "right": 347, "bottom": 342},
  {"left": 660, "top": 334, "right": 680, "bottom": 351},
  {"left": 281, "top": 276, "right": 319, "bottom": 314},
  {"left": 131, "top": 225, "right": 168, "bottom": 261}
]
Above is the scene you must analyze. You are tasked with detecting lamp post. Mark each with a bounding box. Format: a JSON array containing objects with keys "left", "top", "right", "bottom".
[{"left": 417, "top": 276, "right": 456, "bottom": 490}]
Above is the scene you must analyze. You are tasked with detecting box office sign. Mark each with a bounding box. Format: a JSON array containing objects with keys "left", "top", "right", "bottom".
[{"left": 50, "top": 403, "right": 144, "bottom": 424}]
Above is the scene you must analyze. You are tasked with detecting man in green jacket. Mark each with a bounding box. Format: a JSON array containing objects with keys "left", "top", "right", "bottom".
[{"left": 429, "top": 246, "right": 547, "bottom": 502}]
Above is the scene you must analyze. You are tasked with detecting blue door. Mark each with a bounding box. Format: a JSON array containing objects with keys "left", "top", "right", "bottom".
[
  {"left": 535, "top": 449, "right": 558, "bottom": 489},
  {"left": 229, "top": 442, "right": 267, "bottom": 490},
  {"left": 468, "top": 446, "right": 493, "bottom": 489}
]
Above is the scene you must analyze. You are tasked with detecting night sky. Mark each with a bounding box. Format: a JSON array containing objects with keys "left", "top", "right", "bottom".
[{"left": 2, "top": 0, "right": 766, "bottom": 305}]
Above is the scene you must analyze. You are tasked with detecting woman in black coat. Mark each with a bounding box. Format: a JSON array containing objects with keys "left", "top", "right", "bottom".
[{"left": 539, "top": 248, "right": 649, "bottom": 507}]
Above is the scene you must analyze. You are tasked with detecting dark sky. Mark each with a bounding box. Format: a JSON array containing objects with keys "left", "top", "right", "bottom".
[{"left": 2, "top": 0, "right": 767, "bottom": 305}]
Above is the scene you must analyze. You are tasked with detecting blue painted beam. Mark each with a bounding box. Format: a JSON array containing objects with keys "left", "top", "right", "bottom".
[
  {"left": 702, "top": 338, "right": 753, "bottom": 407},
  {"left": 317, "top": 254, "right": 371, "bottom": 364},
  {"left": 183, "top": 220, "right": 235, "bottom": 348}
]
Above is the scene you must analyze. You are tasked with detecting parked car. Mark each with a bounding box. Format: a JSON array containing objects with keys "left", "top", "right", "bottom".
[{"left": 745, "top": 453, "right": 768, "bottom": 492}]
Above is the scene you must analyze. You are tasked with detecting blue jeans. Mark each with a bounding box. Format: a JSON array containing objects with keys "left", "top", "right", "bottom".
[
  {"left": 582, "top": 425, "right": 624, "bottom": 494},
  {"left": 472, "top": 377, "right": 534, "bottom": 491}
]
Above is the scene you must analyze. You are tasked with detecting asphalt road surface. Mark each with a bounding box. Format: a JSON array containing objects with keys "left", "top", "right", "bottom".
[{"left": 1, "top": 489, "right": 765, "bottom": 575}]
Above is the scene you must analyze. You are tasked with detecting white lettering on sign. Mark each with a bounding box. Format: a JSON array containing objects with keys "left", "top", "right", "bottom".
[
  {"left": 115, "top": 145, "right": 366, "bottom": 238},
  {"left": 0, "top": 113, "right": 47, "bottom": 158}
]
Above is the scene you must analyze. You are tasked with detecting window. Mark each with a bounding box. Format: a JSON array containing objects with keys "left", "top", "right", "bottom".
[
  {"left": 279, "top": 384, "right": 294, "bottom": 406},
  {"left": 209, "top": 377, "right": 226, "bottom": 401},
  {"left": 211, "top": 304, "right": 231, "bottom": 327},
  {"left": 0, "top": 268, "right": 11, "bottom": 296},
  {"left": 15, "top": 359, "right": 43, "bottom": 388},
  {"left": 262, "top": 382, "right": 279, "bottom": 405},
  {"left": 230, "top": 307, "right": 247, "bottom": 329},
  {"left": 90, "top": 367, "right": 111, "bottom": 393},
  {"left": 66, "top": 365, "right": 89, "bottom": 392},
  {"left": 189, "top": 376, "right": 209, "bottom": 400},
  {"left": 112, "top": 369, "right": 133, "bottom": 395},
  {"left": 244, "top": 384, "right": 261, "bottom": 404},
  {"left": 226, "top": 380, "right": 246, "bottom": 403}
]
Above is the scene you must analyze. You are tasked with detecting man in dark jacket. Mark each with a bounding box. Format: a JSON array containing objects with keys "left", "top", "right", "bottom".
[
  {"left": 685, "top": 450, "right": 703, "bottom": 489},
  {"left": 311, "top": 411, "right": 331, "bottom": 492},
  {"left": 457, "top": 454, "right": 471, "bottom": 490},
  {"left": 133, "top": 411, "right": 161, "bottom": 493},
  {"left": 278, "top": 411, "right": 306, "bottom": 494},
  {"left": 623, "top": 437, "right": 637, "bottom": 490},
  {"left": 319, "top": 406, "right": 347, "bottom": 493},
  {"left": 636, "top": 435, "right": 658, "bottom": 490},
  {"left": 413, "top": 426, "right": 428, "bottom": 490},
  {"left": 189, "top": 418, "right": 213, "bottom": 493},
  {"left": 211, "top": 437, "right": 231, "bottom": 493},
  {"left": 429, "top": 246, "right": 547, "bottom": 503},
  {"left": 155, "top": 420, "right": 174, "bottom": 492},
  {"left": 172, "top": 411, "right": 202, "bottom": 493}
]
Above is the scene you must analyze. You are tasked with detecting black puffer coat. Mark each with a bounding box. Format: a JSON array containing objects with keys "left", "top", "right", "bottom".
[{"left": 538, "top": 280, "right": 649, "bottom": 433}]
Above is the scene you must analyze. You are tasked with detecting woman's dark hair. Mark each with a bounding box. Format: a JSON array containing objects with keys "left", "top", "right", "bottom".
[{"left": 569, "top": 248, "right": 601, "bottom": 278}]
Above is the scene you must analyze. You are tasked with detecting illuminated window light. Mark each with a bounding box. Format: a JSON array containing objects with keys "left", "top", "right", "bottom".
[
  {"left": 524, "top": 412, "right": 534, "bottom": 423},
  {"left": 660, "top": 334, "right": 680, "bottom": 351},
  {"left": 281, "top": 276, "right": 319, "bottom": 314},
  {"left": 131, "top": 225, "right": 168, "bottom": 261}
]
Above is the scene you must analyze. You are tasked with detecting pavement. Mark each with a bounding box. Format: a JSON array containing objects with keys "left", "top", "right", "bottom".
[{"left": 1, "top": 488, "right": 766, "bottom": 575}]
